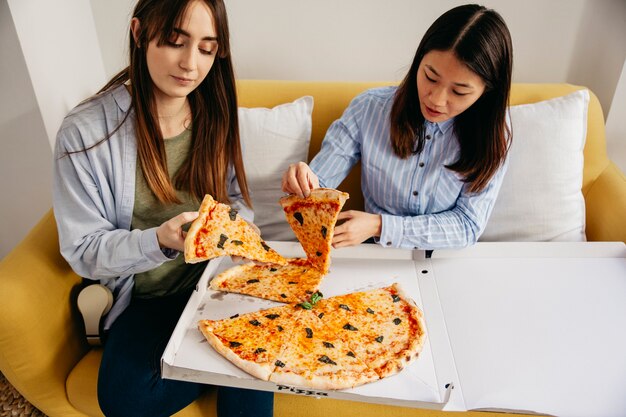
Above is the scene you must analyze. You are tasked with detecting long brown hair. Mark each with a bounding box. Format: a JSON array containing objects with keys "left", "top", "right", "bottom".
[
  {"left": 84, "top": 0, "right": 250, "bottom": 207},
  {"left": 390, "top": 4, "right": 513, "bottom": 193}
]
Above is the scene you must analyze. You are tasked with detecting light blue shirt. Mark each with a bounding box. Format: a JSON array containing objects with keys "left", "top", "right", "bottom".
[
  {"left": 52, "top": 84, "right": 252, "bottom": 329},
  {"left": 310, "top": 86, "right": 508, "bottom": 250}
]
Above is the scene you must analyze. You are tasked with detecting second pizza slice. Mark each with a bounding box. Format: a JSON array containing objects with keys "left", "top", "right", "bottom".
[
  {"left": 198, "top": 304, "right": 302, "bottom": 381},
  {"left": 313, "top": 284, "right": 427, "bottom": 378},
  {"left": 269, "top": 308, "right": 379, "bottom": 389},
  {"left": 280, "top": 188, "right": 349, "bottom": 274},
  {"left": 209, "top": 258, "right": 325, "bottom": 303}
]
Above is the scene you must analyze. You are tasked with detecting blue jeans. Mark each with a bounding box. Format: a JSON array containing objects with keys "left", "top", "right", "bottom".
[{"left": 98, "top": 290, "right": 274, "bottom": 417}]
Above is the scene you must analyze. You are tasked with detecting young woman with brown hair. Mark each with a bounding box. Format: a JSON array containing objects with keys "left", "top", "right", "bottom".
[
  {"left": 283, "top": 4, "right": 513, "bottom": 250},
  {"left": 52, "top": 0, "right": 273, "bottom": 415}
]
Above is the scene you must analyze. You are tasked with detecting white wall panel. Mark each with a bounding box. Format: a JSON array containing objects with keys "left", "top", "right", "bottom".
[
  {"left": 0, "top": 0, "right": 51, "bottom": 259},
  {"left": 8, "top": 0, "right": 107, "bottom": 148}
]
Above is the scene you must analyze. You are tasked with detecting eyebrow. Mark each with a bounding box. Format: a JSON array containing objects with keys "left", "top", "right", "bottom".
[
  {"left": 173, "top": 28, "right": 217, "bottom": 41},
  {"left": 425, "top": 65, "right": 472, "bottom": 88}
]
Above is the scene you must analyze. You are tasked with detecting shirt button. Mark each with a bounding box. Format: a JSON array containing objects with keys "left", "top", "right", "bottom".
[
  {"left": 426, "top": 135, "right": 431, "bottom": 140},
  {"left": 419, "top": 162, "right": 425, "bottom": 167},
  {"left": 412, "top": 191, "right": 418, "bottom": 196}
]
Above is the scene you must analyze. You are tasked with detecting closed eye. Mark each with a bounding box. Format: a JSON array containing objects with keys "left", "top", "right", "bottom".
[
  {"left": 200, "top": 42, "right": 218, "bottom": 56},
  {"left": 166, "top": 40, "right": 183, "bottom": 48},
  {"left": 200, "top": 45, "right": 217, "bottom": 55}
]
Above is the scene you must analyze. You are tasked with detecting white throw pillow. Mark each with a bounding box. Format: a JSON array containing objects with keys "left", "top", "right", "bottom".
[
  {"left": 239, "top": 96, "right": 314, "bottom": 241},
  {"left": 480, "top": 89, "right": 589, "bottom": 242}
]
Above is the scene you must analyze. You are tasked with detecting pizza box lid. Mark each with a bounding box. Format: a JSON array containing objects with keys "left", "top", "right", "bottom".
[
  {"left": 427, "top": 241, "right": 626, "bottom": 417},
  {"left": 162, "top": 241, "right": 456, "bottom": 409},
  {"left": 162, "top": 241, "right": 626, "bottom": 416}
]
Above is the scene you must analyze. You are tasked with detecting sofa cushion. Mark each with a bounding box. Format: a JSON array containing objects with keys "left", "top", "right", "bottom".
[
  {"left": 240, "top": 96, "right": 314, "bottom": 241},
  {"left": 480, "top": 89, "right": 589, "bottom": 242},
  {"left": 66, "top": 348, "right": 104, "bottom": 416},
  {"left": 66, "top": 348, "right": 218, "bottom": 417}
]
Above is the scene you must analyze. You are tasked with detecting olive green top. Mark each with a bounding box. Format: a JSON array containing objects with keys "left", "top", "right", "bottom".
[{"left": 131, "top": 128, "right": 206, "bottom": 298}]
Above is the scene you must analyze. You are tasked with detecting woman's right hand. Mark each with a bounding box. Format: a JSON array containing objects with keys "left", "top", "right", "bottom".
[
  {"left": 281, "top": 161, "right": 320, "bottom": 198},
  {"left": 156, "top": 211, "right": 199, "bottom": 252}
]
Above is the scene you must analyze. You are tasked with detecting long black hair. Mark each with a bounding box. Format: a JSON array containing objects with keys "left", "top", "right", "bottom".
[{"left": 390, "top": 4, "right": 513, "bottom": 193}]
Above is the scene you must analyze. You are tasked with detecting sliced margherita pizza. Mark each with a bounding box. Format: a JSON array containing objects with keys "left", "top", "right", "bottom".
[
  {"left": 198, "top": 304, "right": 302, "bottom": 381},
  {"left": 198, "top": 283, "right": 426, "bottom": 389},
  {"left": 209, "top": 258, "right": 325, "bottom": 303},
  {"left": 269, "top": 308, "right": 379, "bottom": 389},
  {"left": 185, "top": 194, "right": 287, "bottom": 265},
  {"left": 313, "top": 284, "right": 427, "bottom": 378},
  {"left": 279, "top": 188, "right": 349, "bottom": 274}
]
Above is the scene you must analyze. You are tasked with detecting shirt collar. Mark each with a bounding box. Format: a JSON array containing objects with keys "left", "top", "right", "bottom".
[
  {"left": 112, "top": 83, "right": 132, "bottom": 113},
  {"left": 425, "top": 117, "right": 455, "bottom": 135}
]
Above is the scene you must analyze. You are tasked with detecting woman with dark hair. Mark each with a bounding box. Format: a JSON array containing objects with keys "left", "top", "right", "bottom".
[
  {"left": 52, "top": 0, "right": 273, "bottom": 416},
  {"left": 283, "top": 4, "right": 513, "bottom": 250}
]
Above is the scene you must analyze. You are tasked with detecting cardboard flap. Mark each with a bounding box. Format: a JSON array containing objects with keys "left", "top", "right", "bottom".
[{"left": 431, "top": 242, "right": 626, "bottom": 417}]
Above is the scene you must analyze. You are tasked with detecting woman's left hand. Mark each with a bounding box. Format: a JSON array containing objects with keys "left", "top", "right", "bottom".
[
  {"left": 156, "top": 211, "right": 199, "bottom": 252},
  {"left": 332, "top": 210, "right": 382, "bottom": 248}
]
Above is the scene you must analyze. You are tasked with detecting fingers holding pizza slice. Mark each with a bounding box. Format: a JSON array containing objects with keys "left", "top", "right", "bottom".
[
  {"left": 184, "top": 194, "right": 287, "bottom": 265},
  {"left": 206, "top": 188, "right": 348, "bottom": 302}
]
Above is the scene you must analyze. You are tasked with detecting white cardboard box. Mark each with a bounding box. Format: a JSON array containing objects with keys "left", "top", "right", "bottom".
[{"left": 162, "top": 242, "right": 626, "bottom": 417}]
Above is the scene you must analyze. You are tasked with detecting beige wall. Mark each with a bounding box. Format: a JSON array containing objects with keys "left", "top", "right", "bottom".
[
  {"left": 93, "top": 0, "right": 625, "bottom": 116},
  {"left": 88, "top": 0, "right": 626, "bottom": 181},
  {"left": 1, "top": 0, "right": 625, "bottom": 259}
]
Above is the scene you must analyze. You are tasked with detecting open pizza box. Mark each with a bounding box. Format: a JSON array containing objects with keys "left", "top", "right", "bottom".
[{"left": 162, "top": 241, "right": 626, "bottom": 416}]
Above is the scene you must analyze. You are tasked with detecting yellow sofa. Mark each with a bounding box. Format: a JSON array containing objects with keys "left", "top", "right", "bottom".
[{"left": 0, "top": 81, "right": 624, "bottom": 417}]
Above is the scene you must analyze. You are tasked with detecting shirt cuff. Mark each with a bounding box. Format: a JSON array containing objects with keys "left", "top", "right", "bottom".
[
  {"left": 379, "top": 214, "right": 404, "bottom": 248},
  {"left": 141, "top": 228, "right": 177, "bottom": 262}
]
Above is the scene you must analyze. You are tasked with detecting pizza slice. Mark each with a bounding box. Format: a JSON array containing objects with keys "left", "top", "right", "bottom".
[
  {"left": 313, "top": 284, "right": 427, "bottom": 378},
  {"left": 185, "top": 194, "right": 287, "bottom": 265},
  {"left": 198, "top": 304, "right": 302, "bottom": 381},
  {"left": 199, "top": 284, "right": 426, "bottom": 389},
  {"left": 269, "top": 309, "right": 379, "bottom": 390},
  {"left": 279, "top": 188, "right": 349, "bottom": 273},
  {"left": 209, "top": 258, "right": 325, "bottom": 303}
]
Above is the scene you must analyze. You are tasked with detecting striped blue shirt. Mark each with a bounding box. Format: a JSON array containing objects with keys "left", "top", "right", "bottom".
[{"left": 310, "top": 86, "right": 508, "bottom": 250}]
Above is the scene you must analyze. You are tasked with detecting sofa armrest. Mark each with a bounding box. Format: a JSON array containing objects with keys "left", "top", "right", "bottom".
[
  {"left": 584, "top": 161, "right": 626, "bottom": 242},
  {"left": 0, "top": 209, "right": 88, "bottom": 416}
]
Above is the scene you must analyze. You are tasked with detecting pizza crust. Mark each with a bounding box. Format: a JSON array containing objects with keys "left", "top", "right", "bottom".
[
  {"left": 198, "top": 320, "right": 274, "bottom": 381},
  {"left": 209, "top": 264, "right": 245, "bottom": 289},
  {"left": 279, "top": 188, "right": 350, "bottom": 207},
  {"left": 184, "top": 194, "right": 287, "bottom": 265},
  {"left": 269, "top": 367, "right": 380, "bottom": 390},
  {"left": 372, "top": 284, "right": 427, "bottom": 378},
  {"left": 184, "top": 195, "right": 215, "bottom": 263}
]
